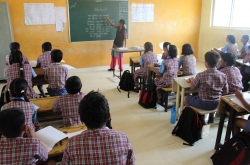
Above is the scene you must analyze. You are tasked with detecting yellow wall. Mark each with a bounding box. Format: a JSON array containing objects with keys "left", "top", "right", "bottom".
[
  {"left": 198, "top": 0, "right": 250, "bottom": 61},
  {"left": 1, "top": 0, "right": 202, "bottom": 68}
]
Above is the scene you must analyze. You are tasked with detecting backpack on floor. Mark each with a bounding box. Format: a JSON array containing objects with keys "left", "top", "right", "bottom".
[
  {"left": 138, "top": 83, "right": 157, "bottom": 109},
  {"left": 172, "top": 107, "right": 205, "bottom": 146},
  {"left": 117, "top": 70, "right": 135, "bottom": 98},
  {"left": 211, "top": 132, "right": 250, "bottom": 165}
]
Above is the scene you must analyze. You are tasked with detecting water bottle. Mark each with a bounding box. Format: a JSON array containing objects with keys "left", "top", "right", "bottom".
[{"left": 171, "top": 106, "right": 177, "bottom": 124}]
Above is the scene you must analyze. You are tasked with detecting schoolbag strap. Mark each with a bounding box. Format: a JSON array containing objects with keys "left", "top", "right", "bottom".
[
  {"left": 183, "top": 143, "right": 193, "bottom": 146},
  {"left": 128, "top": 91, "right": 130, "bottom": 98},
  {"left": 117, "top": 86, "right": 121, "bottom": 93}
]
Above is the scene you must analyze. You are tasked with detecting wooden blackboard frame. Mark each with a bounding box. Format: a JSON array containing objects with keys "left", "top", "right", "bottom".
[{"left": 67, "top": 0, "right": 129, "bottom": 43}]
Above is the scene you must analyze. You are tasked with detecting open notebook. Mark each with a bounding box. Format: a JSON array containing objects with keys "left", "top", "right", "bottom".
[
  {"left": 231, "top": 93, "right": 250, "bottom": 112},
  {"left": 35, "top": 126, "right": 67, "bottom": 152}
]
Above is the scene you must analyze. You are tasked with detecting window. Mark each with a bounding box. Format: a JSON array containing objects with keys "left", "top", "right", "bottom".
[{"left": 212, "top": 0, "right": 250, "bottom": 28}]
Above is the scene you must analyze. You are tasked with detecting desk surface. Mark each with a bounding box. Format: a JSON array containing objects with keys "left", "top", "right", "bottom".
[
  {"left": 30, "top": 96, "right": 60, "bottom": 113},
  {"left": 217, "top": 92, "right": 250, "bottom": 114},
  {"left": 111, "top": 48, "right": 144, "bottom": 53},
  {"left": 172, "top": 75, "right": 196, "bottom": 92},
  {"left": 33, "top": 68, "right": 45, "bottom": 76},
  {"left": 236, "top": 59, "right": 250, "bottom": 66},
  {"left": 48, "top": 124, "right": 87, "bottom": 157}
]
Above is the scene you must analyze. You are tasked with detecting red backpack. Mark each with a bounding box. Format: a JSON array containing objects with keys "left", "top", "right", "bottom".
[{"left": 138, "top": 83, "right": 157, "bottom": 109}]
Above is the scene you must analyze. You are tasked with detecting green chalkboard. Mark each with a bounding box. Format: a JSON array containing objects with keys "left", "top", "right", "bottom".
[{"left": 68, "top": 0, "right": 129, "bottom": 42}]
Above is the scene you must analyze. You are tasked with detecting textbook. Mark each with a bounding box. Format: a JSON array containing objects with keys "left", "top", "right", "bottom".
[
  {"left": 231, "top": 93, "right": 250, "bottom": 112},
  {"left": 67, "top": 130, "right": 87, "bottom": 139},
  {"left": 35, "top": 126, "right": 67, "bottom": 152}
]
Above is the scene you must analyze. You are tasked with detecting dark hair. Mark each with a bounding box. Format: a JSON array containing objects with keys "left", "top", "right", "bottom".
[
  {"left": 181, "top": 44, "right": 194, "bottom": 55},
  {"left": 0, "top": 108, "right": 25, "bottom": 138},
  {"left": 9, "top": 78, "right": 30, "bottom": 102},
  {"left": 9, "top": 50, "right": 24, "bottom": 78},
  {"left": 144, "top": 42, "right": 153, "bottom": 53},
  {"left": 42, "top": 42, "right": 52, "bottom": 51},
  {"left": 168, "top": 45, "right": 177, "bottom": 58},
  {"left": 163, "top": 42, "right": 171, "bottom": 48},
  {"left": 221, "top": 53, "right": 236, "bottom": 66},
  {"left": 51, "top": 49, "right": 63, "bottom": 62},
  {"left": 119, "top": 19, "right": 125, "bottom": 28},
  {"left": 65, "top": 76, "right": 82, "bottom": 94},
  {"left": 227, "top": 34, "right": 236, "bottom": 44},
  {"left": 79, "top": 91, "right": 109, "bottom": 129},
  {"left": 9, "top": 42, "right": 20, "bottom": 51},
  {"left": 243, "top": 35, "right": 249, "bottom": 42},
  {"left": 205, "top": 51, "right": 220, "bottom": 68}
]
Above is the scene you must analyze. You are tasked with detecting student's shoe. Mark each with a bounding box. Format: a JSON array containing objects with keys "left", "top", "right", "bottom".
[
  {"left": 133, "top": 86, "right": 139, "bottom": 93},
  {"left": 108, "top": 68, "right": 115, "bottom": 71}
]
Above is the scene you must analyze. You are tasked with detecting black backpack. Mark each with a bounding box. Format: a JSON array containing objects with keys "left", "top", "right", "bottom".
[
  {"left": 117, "top": 70, "right": 135, "bottom": 98},
  {"left": 138, "top": 83, "right": 157, "bottom": 109},
  {"left": 172, "top": 107, "right": 205, "bottom": 146},
  {"left": 211, "top": 132, "right": 250, "bottom": 165}
]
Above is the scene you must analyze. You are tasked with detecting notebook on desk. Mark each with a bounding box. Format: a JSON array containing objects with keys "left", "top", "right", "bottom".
[
  {"left": 35, "top": 126, "right": 67, "bottom": 152},
  {"left": 231, "top": 93, "right": 250, "bottom": 112}
]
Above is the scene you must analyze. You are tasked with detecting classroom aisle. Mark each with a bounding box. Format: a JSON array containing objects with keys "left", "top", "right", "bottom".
[{"left": 0, "top": 62, "right": 228, "bottom": 165}]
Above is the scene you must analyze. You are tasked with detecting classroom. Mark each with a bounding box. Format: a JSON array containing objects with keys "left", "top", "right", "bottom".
[{"left": 0, "top": 0, "right": 250, "bottom": 164}]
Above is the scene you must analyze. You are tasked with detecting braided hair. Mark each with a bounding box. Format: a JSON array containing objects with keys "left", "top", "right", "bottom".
[
  {"left": 9, "top": 50, "right": 24, "bottom": 78},
  {"left": 9, "top": 78, "right": 29, "bottom": 102}
]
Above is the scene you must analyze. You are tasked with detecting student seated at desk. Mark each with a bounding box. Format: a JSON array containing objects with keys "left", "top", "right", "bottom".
[
  {"left": 4, "top": 50, "right": 40, "bottom": 102},
  {"left": 178, "top": 44, "right": 196, "bottom": 76},
  {"left": 220, "top": 53, "right": 243, "bottom": 93},
  {"left": 151, "top": 45, "right": 178, "bottom": 103},
  {"left": 36, "top": 42, "right": 52, "bottom": 97},
  {"left": 6, "top": 42, "right": 29, "bottom": 65},
  {"left": 52, "top": 76, "right": 85, "bottom": 127},
  {"left": 44, "top": 49, "right": 69, "bottom": 96},
  {"left": 233, "top": 91, "right": 250, "bottom": 136},
  {"left": 2, "top": 78, "right": 40, "bottom": 131},
  {"left": 184, "top": 51, "right": 228, "bottom": 122},
  {"left": 214, "top": 34, "right": 238, "bottom": 69},
  {"left": 238, "top": 35, "right": 249, "bottom": 59},
  {"left": 0, "top": 108, "right": 55, "bottom": 165},
  {"left": 242, "top": 45, "right": 250, "bottom": 64},
  {"left": 61, "top": 91, "right": 135, "bottom": 165},
  {"left": 133, "top": 42, "right": 157, "bottom": 93}
]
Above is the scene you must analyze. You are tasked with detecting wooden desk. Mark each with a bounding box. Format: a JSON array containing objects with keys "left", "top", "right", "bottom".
[
  {"left": 30, "top": 96, "right": 59, "bottom": 113},
  {"left": 48, "top": 124, "right": 87, "bottom": 158},
  {"left": 30, "top": 96, "right": 61, "bottom": 122},
  {"left": 111, "top": 48, "right": 144, "bottom": 78},
  {"left": 215, "top": 93, "right": 250, "bottom": 151},
  {"left": 130, "top": 56, "right": 141, "bottom": 74},
  {"left": 172, "top": 76, "right": 197, "bottom": 118},
  {"left": 32, "top": 68, "right": 48, "bottom": 86}
]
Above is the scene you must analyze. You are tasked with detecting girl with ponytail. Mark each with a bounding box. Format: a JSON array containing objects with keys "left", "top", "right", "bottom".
[
  {"left": 4, "top": 50, "right": 40, "bottom": 102},
  {"left": 151, "top": 45, "right": 179, "bottom": 104},
  {"left": 133, "top": 42, "right": 158, "bottom": 93},
  {"left": 2, "top": 78, "right": 40, "bottom": 131}
]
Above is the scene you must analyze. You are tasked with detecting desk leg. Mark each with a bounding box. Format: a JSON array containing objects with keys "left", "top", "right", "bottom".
[
  {"left": 180, "top": 88, "right": 185, "bottom": 113},
  {"left": 119, "top": 53, "right": 122, "bottom": 78},
  {"left": 215, "top": 102, "right": 226, "bottom": 151},
  {"left": 113, "top": 55, "right": 115, "bottom": 77},
  {"left": 130, "top": 59, "right": 133, "bottom": 73},
  {"left": 140, "top": 51, "right": 141, "bottom": 56},
  {"left": 176, "top": 84, "right": 180, "bottom": 119},
  {"left": 225, "top": 107, "right": 235, "bottom": 142}
]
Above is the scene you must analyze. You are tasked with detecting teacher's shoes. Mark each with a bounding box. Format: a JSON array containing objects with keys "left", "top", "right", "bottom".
[{"left": 108, "top": 68, "right": 115, "bottom": 71}]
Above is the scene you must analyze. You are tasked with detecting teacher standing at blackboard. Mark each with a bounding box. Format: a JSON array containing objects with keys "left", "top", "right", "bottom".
[{"left": 106, "top": 17, "right": 127, "bottom": 71}]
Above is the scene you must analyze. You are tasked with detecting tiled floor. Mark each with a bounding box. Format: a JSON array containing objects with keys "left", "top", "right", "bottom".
[{"left": 0, "top": 62, "right": 230, "bottom": 164}]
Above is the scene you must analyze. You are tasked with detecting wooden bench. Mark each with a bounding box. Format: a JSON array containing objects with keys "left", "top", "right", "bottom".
[
  {"left": 32, "top": 68, "right": 48, "bottom": 86},
  {"left": 30, "top": 96, "right": 61, "bottom": 122},
  {"left": 160, "top": 88, "right": 173, "bottom": 112}
]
